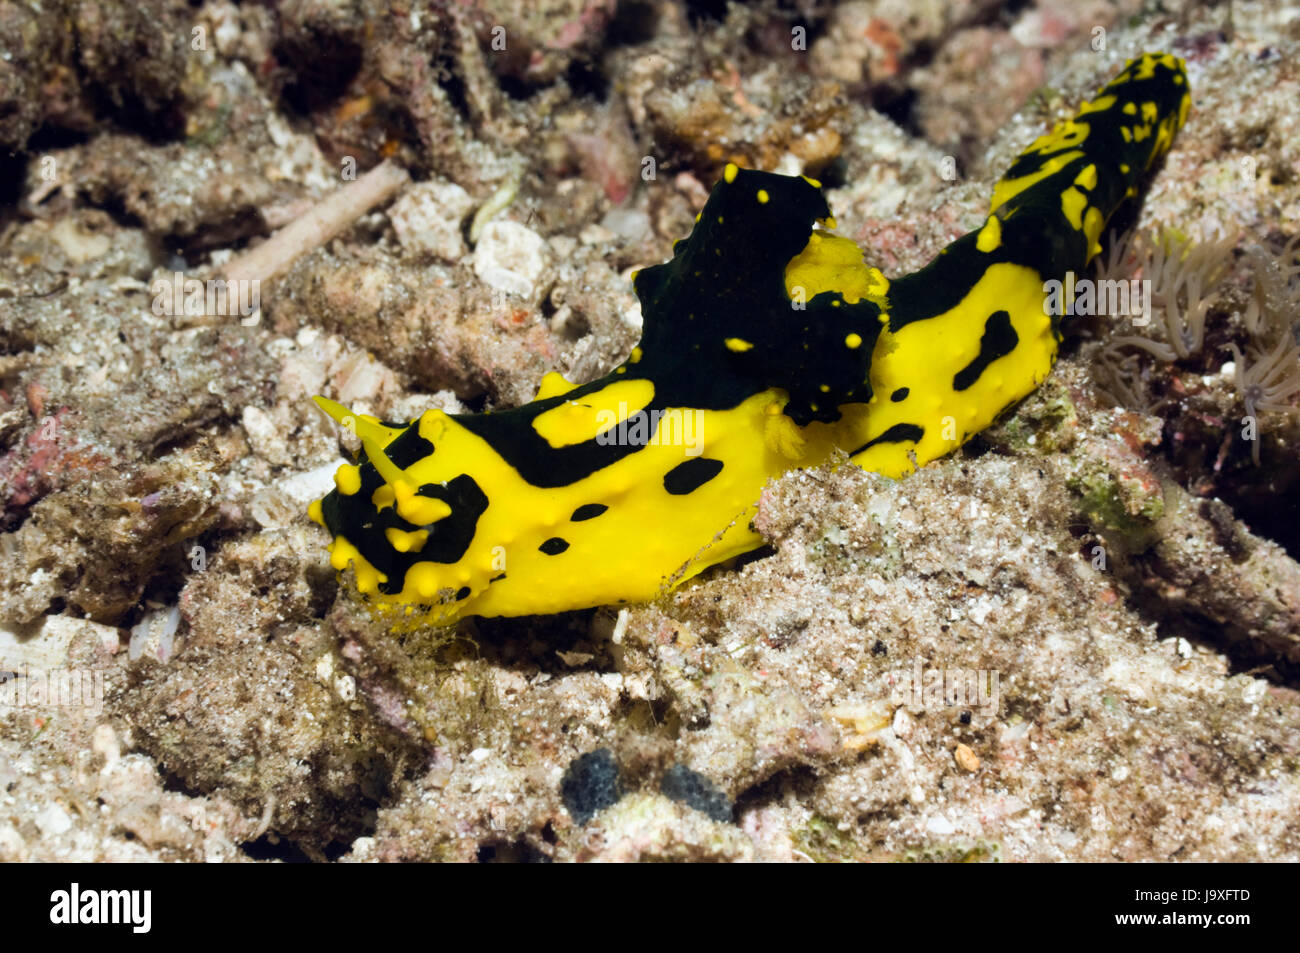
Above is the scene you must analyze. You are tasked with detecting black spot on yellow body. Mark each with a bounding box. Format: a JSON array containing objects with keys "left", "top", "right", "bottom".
[
  {"left": 571, "top": 503, "right": 608, "bottom": 521},
  {"left": 850, "top": 423, "right": 924, "bottom": 457},
  {"left": 539, "top": 537, "right": 570, "bottom": 555},
  {"left": 953, "top": 310, "right": 1018, "bottom": 392},
  {"left": 890, "top": 387, "right": 909, "bottom": 402},
  {"left": 663, "top": 457, "right": 725, "bottom": 495}
]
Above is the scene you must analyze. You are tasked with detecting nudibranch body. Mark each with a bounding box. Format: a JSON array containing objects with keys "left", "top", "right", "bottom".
[{"left": 309, "top": 53, "right": 1191, "bottom": 622}]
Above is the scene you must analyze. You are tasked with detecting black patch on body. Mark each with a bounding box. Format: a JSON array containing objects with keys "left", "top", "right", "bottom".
[
  {"left": 890, "top": 387, "right": 909, "bottom": 402},
  {"left": 953, "top": 310, "right": 1018, "bottom": 391},
  {"left": 571, "top": 503, "right": 608, "bottom": 521},
  {"left": 663, "top": 457, "right": 725, "bottom": 495},
  {"left": 849, "top": 423, "right": 924, "bottom": 457},
  {"left": 384, "top": 426, "right": 437, "bottom": 469},
  {"left": 539, "top": 537, "right": 570, "bottom": 555},
  {"left": 453, "top": 167, "right": 885, "bottom": 491}
]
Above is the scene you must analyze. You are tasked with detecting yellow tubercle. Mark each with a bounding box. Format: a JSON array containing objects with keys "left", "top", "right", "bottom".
[
  {"left": 385, "top": 526, "right": 429, "bottom": 554},
  {"left": 976, "top": 215, "right": 1002, "bottom": 253},
  {"left": 534, "top": 371, "right": 577, "bottom": 400},
  {"left": 329, "top": 536, "right": 387, "bottom": 593},
  {"left": 334, "top": 464, "right": 362, "bottom": 496},
  {"left": 393, "top": 482, "right": 452, "bottom": 526}
]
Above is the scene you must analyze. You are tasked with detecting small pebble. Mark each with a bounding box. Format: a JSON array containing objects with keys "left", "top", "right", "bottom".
[{"left": 954, "top": 743, "right": 980, "bottom": 772}]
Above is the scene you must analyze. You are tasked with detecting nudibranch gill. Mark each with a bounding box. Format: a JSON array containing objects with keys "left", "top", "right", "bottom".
[{"left": 309, "top": 52, "right": 1191, "bottom": 623}]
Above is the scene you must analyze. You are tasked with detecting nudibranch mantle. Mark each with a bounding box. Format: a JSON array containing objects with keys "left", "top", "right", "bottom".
[{"left": 309, "top": 52, "right": 1190, "bottom": 623}]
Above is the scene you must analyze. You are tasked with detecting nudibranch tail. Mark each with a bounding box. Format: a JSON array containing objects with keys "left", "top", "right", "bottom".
[
  {"left": 850, "top": 51, "right": 1190, "bottom": 477},
  {"left": 309, "top": 53, "right": 1189, "bottom": 623}
]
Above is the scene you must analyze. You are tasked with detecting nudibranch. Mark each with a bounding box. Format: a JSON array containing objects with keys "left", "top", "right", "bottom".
[{"left": 309, "top": 53, "right": 1191, "bottom": 622}]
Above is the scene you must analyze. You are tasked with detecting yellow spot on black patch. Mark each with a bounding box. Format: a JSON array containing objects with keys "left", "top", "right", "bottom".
[
  {"left": 990, "top": 150, "right": 1086, "bottom": 212},
  {"left": 756, "top": 189, "right": 770, "bottom": 204},
  {"left": 725, "top": 337, "right": 754, "bottom": 352},
  {"left": 724, "top": 163, "right": 739, "bottom": 184},
  {"left": 1078, "top": 94, "right": 1116, "bottom": 115},
  {"left": 1061, "top": 187, "right": 1087, "bottom": 229},
  {"left": 845, "top": 332, "right": 863, "bottom": 349},
  {"left": 1083, "top": 206, "right": 1105, "bottom": 261},
  {"left": 532, "top": 378, "right": 655, "bottom": 448},
  {"left": 784, "top": 232, "right": 889, "bottom": 306}
]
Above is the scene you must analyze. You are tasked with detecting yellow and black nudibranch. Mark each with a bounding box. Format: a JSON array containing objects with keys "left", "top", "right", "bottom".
[{"left": 309, "top": 53, "right": 1191, "bottom": 623}]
